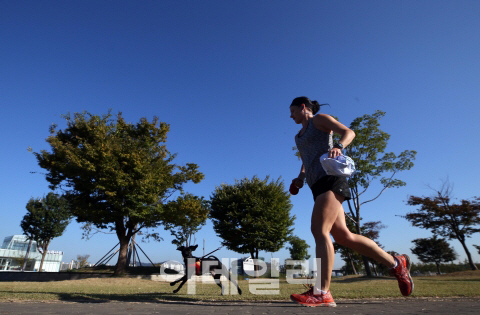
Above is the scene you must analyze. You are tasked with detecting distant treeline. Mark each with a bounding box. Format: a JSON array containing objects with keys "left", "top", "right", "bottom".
[
  {"left": 410, "top": 261, "right": 480, "bottom": 274},
  {"left": 340, "top": 260, "right": 480, "bottom": 276}
]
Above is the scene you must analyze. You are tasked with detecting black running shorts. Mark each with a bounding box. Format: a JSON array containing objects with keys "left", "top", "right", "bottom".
[{"left": 310, "top": 175, "right": 351, "bottom": 201}]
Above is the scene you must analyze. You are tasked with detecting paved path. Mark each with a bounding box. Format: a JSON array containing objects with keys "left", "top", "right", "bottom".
[{"left": 1, "top": 298, "right": 479, "bottom": 315}]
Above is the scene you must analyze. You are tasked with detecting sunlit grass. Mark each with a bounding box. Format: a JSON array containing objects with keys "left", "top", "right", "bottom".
[{"left": 0, "top": 271, "right": 479, "bottom": 302}]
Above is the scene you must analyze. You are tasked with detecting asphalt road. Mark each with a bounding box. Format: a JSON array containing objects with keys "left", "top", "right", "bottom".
[{"left": 1, "top": 298, "right": 479, "bottom": 315}]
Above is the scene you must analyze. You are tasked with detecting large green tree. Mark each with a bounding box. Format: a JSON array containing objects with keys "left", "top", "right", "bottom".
[
  {"left": 162, "top": 193, "right": 210, "bottom": 247},
  {"left": 32, "top": 111, "right": 204, "bottom": 274},
  {"left": 343, "top": 110, "right": 416, "bottom": 276},
  {"left": 21, "top": 192, "right": 72, "bottom": 272},
  {"left": 210, "top": 176, "right": 295, "bottom": 276},
  {"left": 404, "top": 181, "right": 480, "bottom": 270},
  {"left": 287, "top": 236, "right": 311, "bottom": 261},
  {"left": 286, "top": 236, "right": 310, "bottom": 275},
  {"left": 411, "top": 236, "right": 457, "bottom": 274}
]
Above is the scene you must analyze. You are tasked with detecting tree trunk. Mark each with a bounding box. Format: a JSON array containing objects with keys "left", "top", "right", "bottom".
[
  {"left": 347, "top": 252, "right": 357, "bottom": 275},
  {"left": 254, "top": 248, "right": 260, "bottom": 278},
  {"left": 355, "top": 220, "right": 372, "bottom": 276},
  {"left": 435, "top": 262, "right": 441, "bottom": 275},
  {"left": 249, "top": 250, "right": 256, "bottom": 278},
  {"left": 39, "top": 251, "right": 47, "bottom": 272},
  {"left": 114, "top": 237, "right": 130, "bottom": 275},
  {"left": 353, "top": 199, "right": 372, "bottom": 276},
  {"left": 39, "top": 240, "right": 50, "bottom": 272},
  {"left": 371, "top": 262, "right": 378, "bottom": 276},
  {"left": 362, "top": 256, "right": 372, "bottom": 276},
  {"left": 114, "top": 220, "right": 133, "bottom": 275},
  {"left": 22, "top": 240, "right": 33, "bottom": 272},
  {"left": 458, "top": 237, "right": 478, "bottom": 270}
]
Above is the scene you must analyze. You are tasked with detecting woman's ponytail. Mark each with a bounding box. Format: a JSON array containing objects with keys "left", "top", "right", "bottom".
[
  {"left": 311, "top": 100, "right": 329, "bottom": 114},
  {"left": 310, "top": 101, "right": 320, "bottom": 114}
]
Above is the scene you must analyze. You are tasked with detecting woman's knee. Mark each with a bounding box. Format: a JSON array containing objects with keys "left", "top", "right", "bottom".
[{"left": 311, "top": 224, "right": 329, "bottom": 240}]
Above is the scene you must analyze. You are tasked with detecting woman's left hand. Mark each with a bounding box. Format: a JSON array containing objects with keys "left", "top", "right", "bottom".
[{"left": 328, "top": 148, "right": 343, "bottom": 158}]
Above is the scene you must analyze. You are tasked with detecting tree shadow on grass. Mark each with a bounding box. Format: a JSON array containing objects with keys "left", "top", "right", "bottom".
[
  {"left": 0, "top": 290, "right": 203, "bottom": 304},
  {"left": 332, "top": 276, "right": 395, "bottom": 283},
  {"left": 417, "top": 278, "right": 480, "bottom": 282},
  {"left": 0, "top": 291, "right": 304, "bottom": 307}
]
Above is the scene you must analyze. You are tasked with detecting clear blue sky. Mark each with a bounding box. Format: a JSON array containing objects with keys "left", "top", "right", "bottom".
[{"left": 1, "top": 0, "right": 479, "bottom": 269}]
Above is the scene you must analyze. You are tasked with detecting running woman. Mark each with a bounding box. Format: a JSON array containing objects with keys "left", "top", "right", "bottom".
[{"left": 288, "top": 96, "right": 413, "bottom": 307}]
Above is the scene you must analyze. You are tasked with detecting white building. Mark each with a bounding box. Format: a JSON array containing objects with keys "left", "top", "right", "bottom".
[
  {"left": 0, "top": 235, "right": 63, "bottom": 272},
  {"left": 231, "top": 257, "right": 256, "bottom": 276},
  {"left": 160, "top": 260, "right": 184, "bottom": 273}
]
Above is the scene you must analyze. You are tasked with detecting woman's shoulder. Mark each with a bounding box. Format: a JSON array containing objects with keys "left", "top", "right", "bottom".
[
  {"left": 312, "top": 114, "right": 334, "bottom": 133},
  {"left": 313, "top": 113, "right": 332, "bottom": 121}
]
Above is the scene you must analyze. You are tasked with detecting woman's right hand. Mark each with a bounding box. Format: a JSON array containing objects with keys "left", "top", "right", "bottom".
[{"left": 293, "top": 177, "right": 304, "bottom": 189}]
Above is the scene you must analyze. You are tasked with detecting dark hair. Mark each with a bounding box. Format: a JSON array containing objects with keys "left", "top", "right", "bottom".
[{"left": 290, "top": 96, "right": 329, "bottom": 115}]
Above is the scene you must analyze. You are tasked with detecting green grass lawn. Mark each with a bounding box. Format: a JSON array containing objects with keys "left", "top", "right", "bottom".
[{"left": 0, "top": 271, "right": 479, "bottom": 303}]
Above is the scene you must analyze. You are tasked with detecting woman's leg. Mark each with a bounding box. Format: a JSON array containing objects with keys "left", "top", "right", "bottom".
[
  {"left": 330, "top": 204, "right": 414, "bottom": 296},
  {"left": 311, "top": 190, "right": 345, "bottom": 292},
  {"left": 330, "top": 205, "right": 395, "bottom": 268}
]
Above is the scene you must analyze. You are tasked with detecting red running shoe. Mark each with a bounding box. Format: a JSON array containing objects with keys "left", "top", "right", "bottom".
[
  {"left": 389, "top": 254, "right": 414, "bottom": 296},
  {"left": 290, "top": 288, "right": 336, "bottom": 307}
]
